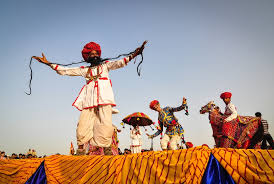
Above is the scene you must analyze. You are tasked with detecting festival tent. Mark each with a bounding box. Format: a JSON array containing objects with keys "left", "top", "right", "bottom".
[{"left": 0, "top": 146, "right": 273, "bottom": 184}]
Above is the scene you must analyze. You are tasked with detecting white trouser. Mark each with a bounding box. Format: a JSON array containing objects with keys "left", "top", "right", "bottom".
[
  {"left": 77, "top": 105, "right": 114, "bottom": 147},
  {"left": 131, "top": 145, "right": 142, "bottom": 153},
  {"left": 160, "top": 134, "right": 181, "bottom": 150}
]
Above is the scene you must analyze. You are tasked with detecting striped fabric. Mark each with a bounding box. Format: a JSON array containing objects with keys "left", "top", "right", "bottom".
[
  {"left": 0, "top": 147, "right": 273, "bottom": 184},
  {"left": 212, "top": 148, "right": 274, "bottom": 184},
  {"left": 0, "top": 158, "right": 43, "bottom": 183}
]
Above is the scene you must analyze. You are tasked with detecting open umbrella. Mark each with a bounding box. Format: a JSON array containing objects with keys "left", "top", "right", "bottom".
[
  {"left": 122, "top": 112, "right": 154, "bottom": 127},
  {"left": 121, "top": 112, "right": 155, "bottom": 150}
]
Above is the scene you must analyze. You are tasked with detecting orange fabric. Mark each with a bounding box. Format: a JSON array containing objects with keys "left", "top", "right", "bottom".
[
  {"left": 212, "top": 148, "right": 274, "bottom": 184},
  {"left": 1, "top": 147, "right": 273, "bottom": 184},
  {"left": 0, "top": 158, "right": 43, "bottom": 183}
]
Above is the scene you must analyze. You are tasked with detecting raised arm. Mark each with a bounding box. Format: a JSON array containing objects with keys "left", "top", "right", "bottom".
[
  {"left": 32, "top": 53, "right": 85, "bottom": 76},
  {"left": 106, "top": 57, "right": 129, "bottom": 71},
  {"left": 170, "top": 97, "right": 187, "bottom": 112},
  {"left": 106, "top": 41, "right": 147, "bottom": 71}
]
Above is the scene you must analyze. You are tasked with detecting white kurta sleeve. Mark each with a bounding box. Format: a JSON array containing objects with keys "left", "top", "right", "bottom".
[
  {"left": 50, "top": 64, "right": 86, "bottom": 76},
  {"left": 225, "top": 103, "right": 238, "bottom": 122},
  {"left": 106, "top": 57, "right": 129, "bottom": 71}
]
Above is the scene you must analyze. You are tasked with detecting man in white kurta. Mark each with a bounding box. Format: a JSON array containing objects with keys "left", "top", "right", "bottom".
[
  {"left": 130, "top": 126, "right": 142, "bottom": 153},
  {"left": 50, "top": 58, "right": 129, "bottom": 149},
  {"left": 220, "top": 92, "right": 238, "bottom": 147},
  {"left": 33, "top": 41, "right": 146, "bottom": 155},
  {"left": 224, "top": 101, "right": 238, "bottom": 122},
  {"left": 220, "top": 92, "right": 238, "bottom": 122}
]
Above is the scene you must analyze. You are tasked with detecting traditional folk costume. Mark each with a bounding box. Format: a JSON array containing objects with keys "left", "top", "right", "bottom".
[
  {"left": 220, "top": 92, "right": 238, "bottom": 147},
  {"left": 130, "top": 126, "right": 142, "bottom": 153},
  {"left": 50, "top": 42, "right": 130, "bottom": 151},
  {"left": 224, "top": 104, "right": 238, "bottom": 122},
  {"left": 88, "top": 125, "right": 120, "bottom": 155},
  {"left": 150, "top": 102, "right": 186, "bottom": 150}
]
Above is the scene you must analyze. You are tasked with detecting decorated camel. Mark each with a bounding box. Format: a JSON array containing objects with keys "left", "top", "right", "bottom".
[{"left": 200, "top": 101, "right": 264, "bottom": 148}]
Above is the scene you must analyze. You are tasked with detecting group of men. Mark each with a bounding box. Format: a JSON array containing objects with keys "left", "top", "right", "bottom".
[{"left": 33, "top": 41, "right": 273, "bottom": 155}]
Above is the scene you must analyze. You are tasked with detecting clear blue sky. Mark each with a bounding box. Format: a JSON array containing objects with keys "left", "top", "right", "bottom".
[{"left": 0, "top": 0, "right": 273, "bottom": 156}]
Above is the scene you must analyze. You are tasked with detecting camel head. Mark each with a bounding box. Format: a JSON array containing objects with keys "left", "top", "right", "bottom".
[{"left": 200, "top": 101, "right": 217, "bottom": 114}]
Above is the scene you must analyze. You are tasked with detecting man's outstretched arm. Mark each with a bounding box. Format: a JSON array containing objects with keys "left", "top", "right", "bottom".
[{"left": 170, "top": 97, "right": 187, "bottom": 112}]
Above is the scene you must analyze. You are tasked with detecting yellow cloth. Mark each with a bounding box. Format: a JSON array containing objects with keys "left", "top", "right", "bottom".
[
  {"left": 0, "top": 147, "right": 273, "bottom": 184},
  {"left": 212, "top": 148, "right": 274, "bottom": 184},
  {"left": 0, "top": 158, "right": 43, "bottom": 183}
]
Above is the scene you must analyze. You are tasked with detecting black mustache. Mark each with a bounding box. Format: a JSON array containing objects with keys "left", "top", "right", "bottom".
[{"left": 87, "top": 56, "right": 103, "bottom": 67}]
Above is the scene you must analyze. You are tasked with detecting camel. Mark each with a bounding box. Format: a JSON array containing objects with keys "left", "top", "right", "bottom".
[{"left": 200, "top": 101, "right": 263, "bottom": 148}]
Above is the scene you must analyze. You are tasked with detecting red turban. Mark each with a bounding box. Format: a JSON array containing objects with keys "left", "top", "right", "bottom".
[
  {"left": 149, "top": 100, "right": 159, "bottom": 110},
  {"left": 220, "top": 92, "right": 232, "bottom": 99},
  {"left": 81, "top": 42, "right": 101, "bottom": 61},
  {"left": 186, "top": 142, "right": 193, "bottom": 148}
]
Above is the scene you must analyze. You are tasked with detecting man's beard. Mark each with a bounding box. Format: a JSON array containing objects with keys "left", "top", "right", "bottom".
[{"left": 86, "top": 56, "right": 103, "bottom": 67}]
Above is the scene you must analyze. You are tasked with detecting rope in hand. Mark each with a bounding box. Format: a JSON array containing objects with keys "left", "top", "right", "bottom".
[
  {"left": 25, "top": 41, "right": 147, "bottom": 95},
  {"left": 25, "top": 57, "right": 85, "bottom": 95}
]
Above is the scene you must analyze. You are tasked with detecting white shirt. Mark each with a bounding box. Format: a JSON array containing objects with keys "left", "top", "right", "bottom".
[
  {"left": 224, "top": 102, "right": 238, "bottom": 122},
  {"left": 130, "top": 128, "right": 142, "bottom": 146},
  {"left": 51, "top": 57, "right": 129, "bottom": 111}
]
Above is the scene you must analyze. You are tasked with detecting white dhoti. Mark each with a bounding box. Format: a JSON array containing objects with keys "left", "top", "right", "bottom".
[
  {"left": 160, "top": 134, "right": 181, "bottom": 150},
  {"left": 130, "top": 145, "right": 142, "bottom": 154},
  {"left": 77, "top": 105, "right": 114, "bottom": 147}
]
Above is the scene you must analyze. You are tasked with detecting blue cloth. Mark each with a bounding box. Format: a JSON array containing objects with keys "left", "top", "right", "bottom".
[
  {"left": 25, "top": 161, "right": 47, "bottom": 184},
  {"left": 202, "top": 154, "right": 235, "bottom": 184}
]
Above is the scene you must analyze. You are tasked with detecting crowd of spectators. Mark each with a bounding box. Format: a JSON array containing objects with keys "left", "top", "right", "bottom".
[
  {"left": 2, "top": 147, "right": 162, "bottom": 159},
  {"left": 118, "top": 148, "right": 151, "bottom": 155},
  {"left": 0, "top": 149, "right": 46, "bottom": 160}
]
